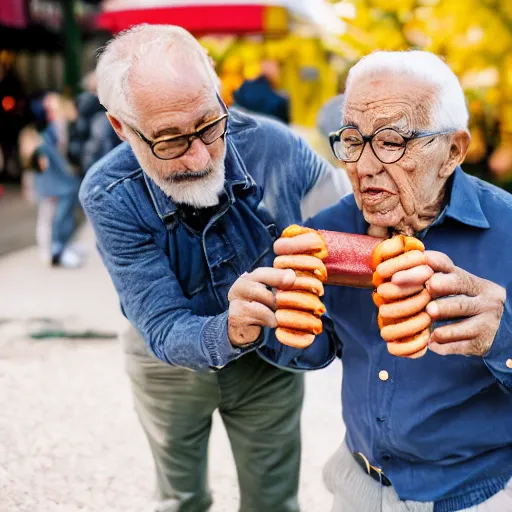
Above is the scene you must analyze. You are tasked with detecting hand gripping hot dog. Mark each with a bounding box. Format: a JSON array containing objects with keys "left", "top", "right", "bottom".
[
  {"left": 273, "top": 225, "right": 330, "bottom": 348},
  {"left": 371, "top": 235, "right": 431, "bottom": 358}
]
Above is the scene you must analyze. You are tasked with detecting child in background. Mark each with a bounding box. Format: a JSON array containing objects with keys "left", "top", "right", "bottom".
[{"left": 19, "top": 124, "right": 82, "bottom": 268}]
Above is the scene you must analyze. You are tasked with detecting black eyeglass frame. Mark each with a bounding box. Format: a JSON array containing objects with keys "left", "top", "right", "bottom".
[
  {"left": 329, "top": 125, "right": 456, "bottom": 164},
  {"left": 128, "top": 93, "right": 228, "bottom": 160}
]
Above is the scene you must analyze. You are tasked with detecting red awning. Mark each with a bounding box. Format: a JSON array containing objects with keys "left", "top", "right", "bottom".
[
  {"left": 96, "top": 3, "right": 288, "bottom": 35},
  {"left": 0, "top": 0, "right": 29, "bottom": 29}
]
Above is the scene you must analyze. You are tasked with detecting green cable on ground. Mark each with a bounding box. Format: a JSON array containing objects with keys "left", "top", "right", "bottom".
[{"left": 30, "top": 330, "right": 117, "bottom": 340}]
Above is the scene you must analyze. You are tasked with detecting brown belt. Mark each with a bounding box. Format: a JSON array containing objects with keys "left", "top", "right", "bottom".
[{"left": 353, "top": 452, "right": 392, "bottom": 486}]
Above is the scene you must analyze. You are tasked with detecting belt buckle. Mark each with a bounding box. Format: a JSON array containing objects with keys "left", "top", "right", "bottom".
[{"left": 356, "top": 452, "right": 388, "bottom": 486}]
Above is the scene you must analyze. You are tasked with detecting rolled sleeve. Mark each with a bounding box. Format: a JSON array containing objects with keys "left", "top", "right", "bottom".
[{"left": 201, "top": 311, "right": 259, "bottom": 369}]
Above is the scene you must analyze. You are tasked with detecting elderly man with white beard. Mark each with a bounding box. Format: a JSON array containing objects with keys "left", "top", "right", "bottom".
[
  {"left": 79, "top": 24, "right": 351, "bottom": 512},
  {"left": 241, "top": 51, "right": 512, "bottom": 511}
]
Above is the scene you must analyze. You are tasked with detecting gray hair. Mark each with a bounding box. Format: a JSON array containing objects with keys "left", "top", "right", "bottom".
[
  {"left": 95, "top": 24, "right": 220, "bottom": 125},
  {"left": 345, "top": 50, "right": 469, "bottom": 131}
]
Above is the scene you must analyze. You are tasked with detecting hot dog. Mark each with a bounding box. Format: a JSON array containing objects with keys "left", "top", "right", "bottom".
[
  {"left": 274, "top": 254, "right": 328, "bottom": 283},
  {"left": 379, "top": 288, "right": 431, "bottom": 320},
  {"left": 371, "top": 235, "right": 405, "bottom": 271},
  {"left": 275, "top": 309, "right": 323, "bottom": 335},
  {"left": 371, "top": 234, "right": 432, "bottom": 358},
  {"left": 380, "top": 311, "right": 431, "bottom": 342},
  {"left": 293, "top": 271, "right": 324, "bottom": 296},
  {"left": 375, "top": 250, "right": 427, "bottom": 279},
  {"left": 276, "top": 328, "right": 316, "bottom": 349},
  {"left": 276, "top": 290, "right": 326, "bottom": 316},
  {"left": 377, "top": 281, "right": 424, "bottom": 301},
  {"left": 386, "top": 328, "right": 430, "bottom": 357},
  {"left": 280, "top": 224, "right": 329, "bottom": 260}
]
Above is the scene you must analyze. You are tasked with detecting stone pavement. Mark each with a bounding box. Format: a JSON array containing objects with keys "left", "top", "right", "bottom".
[{"left": 0, "top": 221, "right": 345, "bottom": 512}]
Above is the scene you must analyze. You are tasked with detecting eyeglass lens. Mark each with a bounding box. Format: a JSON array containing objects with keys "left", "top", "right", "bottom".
[
  {"left": 334, "top": 128, "right": 407, "bottom": 163},
  {"left": 153, "top": 117, "right": 227, "bottom": 159}
]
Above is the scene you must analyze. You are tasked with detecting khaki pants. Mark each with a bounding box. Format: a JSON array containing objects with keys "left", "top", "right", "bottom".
[
  {"left": 121, "top": 325, "right": 303, "bottom": 512},
  {"left": 324, "top": 441, "right": 512, "bottom": 512}
]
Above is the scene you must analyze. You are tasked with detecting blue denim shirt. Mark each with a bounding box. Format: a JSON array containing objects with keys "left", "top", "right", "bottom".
[
  {"left": 79, "top": 109, "right": 350, "bottom": 371},
  {"left": 260, "top": 167, "right": 512, "bottom": 511}
]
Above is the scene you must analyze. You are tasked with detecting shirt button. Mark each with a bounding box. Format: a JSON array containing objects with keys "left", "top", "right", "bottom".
[
  {"left": 506, "top": 359, "right": 512, "bottom": 369},
  {"left": 378, "top": 370, "right": 389, "bottom": 381}
]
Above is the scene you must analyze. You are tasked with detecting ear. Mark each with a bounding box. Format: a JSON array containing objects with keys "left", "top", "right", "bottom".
[
  {"left": 106, "top": 113, "right": 128, "bottom": 141},
  {"left": 439, "top": 129, "right": 471, "bottom": 178}
]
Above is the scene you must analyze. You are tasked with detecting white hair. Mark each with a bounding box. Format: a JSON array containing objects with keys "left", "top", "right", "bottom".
[
  {"left": 95, "top": 24, "right": 220, "bottom": 124},
  {"left": 345, "top": 50, "right": 469, "bottom": 131}
]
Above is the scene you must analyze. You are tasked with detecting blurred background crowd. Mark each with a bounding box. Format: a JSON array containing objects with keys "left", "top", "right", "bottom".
[{"left": 1, "top": 0, "right": 512, "bottom": 259}]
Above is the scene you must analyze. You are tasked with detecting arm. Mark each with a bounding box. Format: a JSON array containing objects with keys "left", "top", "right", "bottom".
[{"left": 82, "top": 187, "right": 291, "bottom": 371}]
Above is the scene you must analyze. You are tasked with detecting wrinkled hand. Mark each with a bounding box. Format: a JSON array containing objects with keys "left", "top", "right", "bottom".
[
  {"left": 391, "top": 251, "right": 506, "bottom": 357},
  {"left": 227, "top": 268, "right": 295, "bottom": 347}
]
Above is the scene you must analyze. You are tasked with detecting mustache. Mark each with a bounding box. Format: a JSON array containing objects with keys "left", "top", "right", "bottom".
[{"left": 166, "top": 166, "right": 213, "bottom": 183}]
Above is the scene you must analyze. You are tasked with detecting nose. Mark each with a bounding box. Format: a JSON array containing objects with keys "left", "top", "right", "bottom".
[
  {"left": 180, "top": 137, "right": 211, "bottom": 171},
  {"left": 355, "top": 142, "right": 385, "bottom": 178}
]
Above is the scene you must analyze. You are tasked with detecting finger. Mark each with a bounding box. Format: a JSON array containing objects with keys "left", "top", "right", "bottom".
[
  {"left": 273, "top": 232, "right": 326, "bottom": 256},
  {"left": 377, "top": 281, "right": 424, "bottom": 301},
  {"left": 426, "top": 269, "right": 480, "bottom": 299},
  {"left": 231, "top": 299, "right": 278, "bottom": 328},
  {"left": 429, "top": 316, "right": 481, "bottom": 344},
  {"left": 424, "top": 251, "right": 455, "bottom": 274},
  {"left": 426, "top": 295, "right": 482, "bottom": 320},
  {"left": 390, "top": 265, "right": 434, "bottom": 287},
  {"left": 376, "top": 250, "right": 426, "bottom": 279},
  {"left": 428, "top": 340, "right": 477, "bottom": 357},
  {"left": 247, "top": 267, "right": 296, "bottom": 289}
]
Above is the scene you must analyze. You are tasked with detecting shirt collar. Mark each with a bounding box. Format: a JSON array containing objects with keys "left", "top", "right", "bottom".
[
  {"left": 444, "top": 166, "right": 490, "bottom": 229},
  {"left": 143, "top": 125, "right": 255, "bottom": 221}
]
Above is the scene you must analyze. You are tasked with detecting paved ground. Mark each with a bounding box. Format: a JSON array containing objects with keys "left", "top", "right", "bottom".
[{"left": 0, "top": 222, "right": 345, "bottom": 512}]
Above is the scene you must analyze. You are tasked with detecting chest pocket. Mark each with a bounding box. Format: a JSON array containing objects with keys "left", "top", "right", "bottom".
[
  {"left": 204, "top": 188, "right": 278, "bottom": 310},
  {"left": 161, "top": 189, "right": 278, "bottom": 315}
]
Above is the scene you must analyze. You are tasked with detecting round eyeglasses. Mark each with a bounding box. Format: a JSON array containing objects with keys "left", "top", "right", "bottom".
[{"left": 329, "top": 126, "right": 455, "bottom": 164}]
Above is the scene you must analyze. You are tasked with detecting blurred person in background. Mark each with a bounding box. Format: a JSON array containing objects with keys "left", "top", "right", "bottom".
[
  {"left": 67, "top": 71, "right": 121, "bottom": 175},
  {"left": 19, "top": 120, "right": 82, "bottom": 268},
  {"left": 233, "top": 59, "right": 290, "bottom": 125},
  {"left": 79, "top": 24, "right": 351, "bottom": 512}
]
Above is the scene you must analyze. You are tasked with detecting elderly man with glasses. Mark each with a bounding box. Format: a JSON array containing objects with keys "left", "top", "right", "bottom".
[
  {"left": 79, "top": 24, "right": 351, "bottom": 512},
  {"left": 246, "top": 50, "right": 512, "bottom": 511}
]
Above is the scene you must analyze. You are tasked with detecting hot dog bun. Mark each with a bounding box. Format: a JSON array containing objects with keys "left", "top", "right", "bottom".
[{"left": 371, "top": 235, "right": 432, "bottom": 359}]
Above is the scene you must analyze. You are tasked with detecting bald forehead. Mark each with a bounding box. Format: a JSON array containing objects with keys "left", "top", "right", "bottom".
[{"left": 344, "top": 73, "right": 437, "bottom": 133}]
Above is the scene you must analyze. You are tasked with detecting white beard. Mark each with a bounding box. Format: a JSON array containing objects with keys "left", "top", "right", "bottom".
[{"left": 152, "top": 159, "right": 226, "bottom": 208}]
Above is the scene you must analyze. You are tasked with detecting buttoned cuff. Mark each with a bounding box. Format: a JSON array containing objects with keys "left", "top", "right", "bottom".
[
  {"left": 483, "top": 298, "right": 512, "bottom": 393},
  {"left": 201, "top": 311, "right": 260, "bottom": 370}
]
